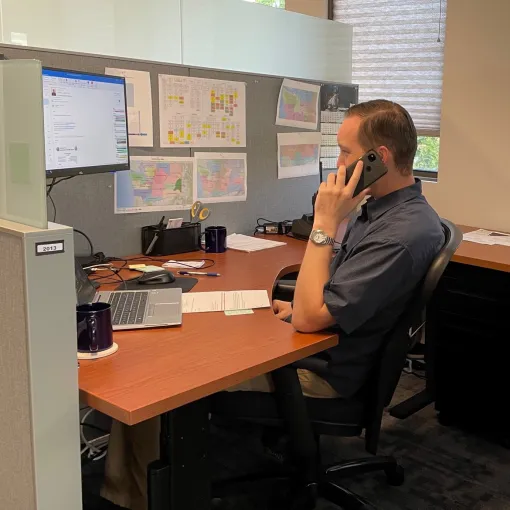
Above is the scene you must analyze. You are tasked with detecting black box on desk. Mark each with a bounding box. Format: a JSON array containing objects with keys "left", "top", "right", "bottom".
[{"left": 141, "top": 222, "right": 201, "bottom": 256}]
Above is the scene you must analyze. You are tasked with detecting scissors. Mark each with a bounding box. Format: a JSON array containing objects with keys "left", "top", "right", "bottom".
[{"left": 190, "top": 201, "right": 210, "bottom": 223}]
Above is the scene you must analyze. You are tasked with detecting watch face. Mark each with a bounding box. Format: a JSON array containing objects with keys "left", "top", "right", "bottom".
[
  {"left": 312, "top": 230, "right": 330, "bottom": 244},
  {"left": 314, "top": 231, "right": 327, "bottom": 243}
]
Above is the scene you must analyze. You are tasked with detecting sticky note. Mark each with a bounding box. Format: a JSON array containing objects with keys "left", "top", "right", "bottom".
[
  {"left": 129, "top": 264, "right": 146, "bottom": 270},
  {"left": 225, "top": 309, "right": 254, "bottom": 316},
  {"left": 138, "top": 265, "right": 165, "bottom": 273}
]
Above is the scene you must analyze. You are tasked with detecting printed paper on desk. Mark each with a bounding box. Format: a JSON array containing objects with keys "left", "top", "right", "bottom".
[
  {"left": 182, "top": 290, "right": 270, "bottom": 313},
  {"left": 462, "top": 229, "right": 510, "bottom": 246},
  {"left": 227, "top": 234, "right": 286, "bottom": 252}
]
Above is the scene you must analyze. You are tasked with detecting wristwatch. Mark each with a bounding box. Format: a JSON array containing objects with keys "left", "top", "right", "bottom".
[{"left": 309, "top": 229, "right": 335, "bottom": 246}]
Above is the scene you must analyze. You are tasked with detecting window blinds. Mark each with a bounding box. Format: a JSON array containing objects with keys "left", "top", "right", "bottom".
[{"left": 333, "top": 0, "right": 447, "bottom": 136}]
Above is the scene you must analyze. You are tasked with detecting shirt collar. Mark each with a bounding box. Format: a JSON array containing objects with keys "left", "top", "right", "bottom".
[{"left": 361, "top": 179, "right": 423, "bottom": 223}]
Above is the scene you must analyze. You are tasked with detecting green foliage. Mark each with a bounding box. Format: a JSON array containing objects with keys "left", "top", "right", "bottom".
[
  {"left": 255, "top": 0, "right": 285, "bottom": 7},
  {"left": 414, "top": 136, "right": 440, "bottom": 171}
]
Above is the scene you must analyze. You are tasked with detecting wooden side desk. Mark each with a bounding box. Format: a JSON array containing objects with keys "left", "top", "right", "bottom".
[
  {"left": 391, "top": 224, "right": 510, "bottom": 427},
  {"left": 452, "top": 225, "right": 510, "bottom": 272},
  {"left": 78, "top": 236, "right": 337, "bottom": 510}
]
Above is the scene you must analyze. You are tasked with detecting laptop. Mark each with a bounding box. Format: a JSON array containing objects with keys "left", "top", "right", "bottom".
[{"left": 75, "top": 260, "right": 182, "bottom": 330}]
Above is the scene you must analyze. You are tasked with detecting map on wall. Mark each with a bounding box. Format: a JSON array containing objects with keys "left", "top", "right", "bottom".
[
  {"left": 277, "top": 132, "right": 321, "bottom": 179},
  {"left": 194, "top": 152, "right": 247, "bottom": 203},
  {"left": 115, "top": 156, "right": 194, "bottom": 214},
  {"left": 275, "top": 78, "right": 320, "bottom": 130}
]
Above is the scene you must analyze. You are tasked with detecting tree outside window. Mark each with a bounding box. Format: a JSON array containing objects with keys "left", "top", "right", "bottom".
[
  {"left": 245, "top": 0, "right": 285, "bottom": 7},
  {"left": 414, "top": 136, "right": 440, "bottom": 174}
]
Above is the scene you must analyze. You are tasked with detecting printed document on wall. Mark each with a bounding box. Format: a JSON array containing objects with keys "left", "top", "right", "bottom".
[
  {"left": 194, "top": 152, "right": 247, "bottom": 203},
  {"left": 276, "top": 78, "right": 320, "bottom": 130},
  {"left": 105, "top": 68, "right": 153, "bottom": 147},
  {"left": 159, "top": 74, "right": 246, "bottom": 148},
  {"left": 115, "top": 156, "right": 194, "bottom": 214},
  {"left": 277, "top": 132, "right": 321, "bottom": 179}
]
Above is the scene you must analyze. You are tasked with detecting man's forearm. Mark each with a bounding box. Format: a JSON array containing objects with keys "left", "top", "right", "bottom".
[{"left": 292, "top": 223, "right": 336, "bottom": 332}]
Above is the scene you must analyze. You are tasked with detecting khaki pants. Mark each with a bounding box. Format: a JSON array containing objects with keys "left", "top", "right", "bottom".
[{"left": 101, "top": 370, "right": 339, "bottom": 510}]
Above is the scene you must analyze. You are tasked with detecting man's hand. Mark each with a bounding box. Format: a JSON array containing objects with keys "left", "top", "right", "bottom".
[
  {"left": 272, "top": 300, "right": 292, "bottom": 320},
  {"left": 313, "top": 161, "right": 370, "bottom": 236}
]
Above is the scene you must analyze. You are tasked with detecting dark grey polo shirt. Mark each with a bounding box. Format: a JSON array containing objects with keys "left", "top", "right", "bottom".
[{"left": 321, "top": 179, "right": 444, "bottom": 397}]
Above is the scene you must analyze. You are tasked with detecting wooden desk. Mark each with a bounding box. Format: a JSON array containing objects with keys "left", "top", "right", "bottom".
[
  {"left": 391, "top": 223, "right": 510, "bottom": 430},
  {"left": 78, "top": 236, "right": 337, "bottom": 425},
  {"left": 452, "top": 225, "right": 510, "bottom": 272}
]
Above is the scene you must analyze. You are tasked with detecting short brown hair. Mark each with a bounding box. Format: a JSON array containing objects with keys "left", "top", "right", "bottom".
[{"left": 346, "top": 100, "right": 417, "bottom": 175}]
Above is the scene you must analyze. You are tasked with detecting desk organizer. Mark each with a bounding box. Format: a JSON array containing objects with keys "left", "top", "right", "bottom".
[{"left": 141, "top": 222, "right": 201, "bottom": 256}]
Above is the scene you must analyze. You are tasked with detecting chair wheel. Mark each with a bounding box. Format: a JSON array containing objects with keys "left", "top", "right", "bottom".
[{"left": 385, "top": 464, "right": 405, "bottom": 486}]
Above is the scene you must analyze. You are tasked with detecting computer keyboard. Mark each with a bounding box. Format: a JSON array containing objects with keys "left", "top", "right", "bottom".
[{"left": 108, "top": 291, "right": 148, "bottom": 326}]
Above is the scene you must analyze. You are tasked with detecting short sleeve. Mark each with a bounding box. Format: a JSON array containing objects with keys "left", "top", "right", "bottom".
[{"left": 323, "top": 238, "right": 414, "bottom": 334}]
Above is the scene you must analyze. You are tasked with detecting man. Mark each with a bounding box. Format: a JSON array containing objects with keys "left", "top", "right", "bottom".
[{"left": 101, "top": 100, "right": 444, "bottom": 509}]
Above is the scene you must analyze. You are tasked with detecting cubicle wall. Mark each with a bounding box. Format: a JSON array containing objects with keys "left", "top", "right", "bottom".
[{"left": 0, "top": 44, "right": 352, "bottom": 257}]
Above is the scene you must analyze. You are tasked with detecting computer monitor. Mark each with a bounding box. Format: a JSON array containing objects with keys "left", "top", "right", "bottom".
[{"left": 42, "top": 67, "right": 130, "bottom": 178}]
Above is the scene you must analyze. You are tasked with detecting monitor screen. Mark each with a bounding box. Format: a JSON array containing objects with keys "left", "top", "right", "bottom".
[{"left": 42, "top": 68, "right": 130, "bottom": 178}]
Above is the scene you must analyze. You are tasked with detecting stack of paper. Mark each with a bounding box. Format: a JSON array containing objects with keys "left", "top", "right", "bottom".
[
  {"left": 463, "top": 229, "right": 510, "bottom": 246},
  {"left": 182, "top": 290, "right": 270, "bottom": 313},
  {"left": 227, "top": 234, "right": 286, "bottom": 252}
]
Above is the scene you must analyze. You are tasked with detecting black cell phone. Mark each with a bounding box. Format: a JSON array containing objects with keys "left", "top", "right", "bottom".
[{"left": 345, "top": 149, "right": 388, "bottom": 196}]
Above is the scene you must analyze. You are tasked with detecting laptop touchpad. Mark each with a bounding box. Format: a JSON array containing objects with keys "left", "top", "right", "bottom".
[{"left": 152, "top": 303, "right": 178, "bottom": 317}]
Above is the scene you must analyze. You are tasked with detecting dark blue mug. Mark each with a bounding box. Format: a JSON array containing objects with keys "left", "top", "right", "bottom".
[
  {"left": 77, "top": 302, "right": 113, "bottom": 353},
  {"left": 200, "top": 225, "right": 227, "bottom": 253}
]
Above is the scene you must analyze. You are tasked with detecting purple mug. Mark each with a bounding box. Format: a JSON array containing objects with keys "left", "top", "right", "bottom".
[
  {"left": 200, "top": 225, "right": 227, "bottom": 253},
  {"left": 77, "top": 302, "right": 113, "bottom": 353}
]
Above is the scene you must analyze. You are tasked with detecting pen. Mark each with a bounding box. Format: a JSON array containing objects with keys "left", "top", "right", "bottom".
[
  {"left": 178, "top": 271, "right": 221, "bottom": 277},
  {"left": 145, "top": 216, "right": 166, "bottom": 256}
]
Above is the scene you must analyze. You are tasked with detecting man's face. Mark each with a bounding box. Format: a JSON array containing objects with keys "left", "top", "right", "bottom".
[{"left": 337, "top": 115, "right": 365, "bottom": 169}]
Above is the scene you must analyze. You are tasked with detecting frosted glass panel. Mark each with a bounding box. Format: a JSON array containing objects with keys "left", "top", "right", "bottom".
[
  {"left": 0, "top": 0, "right": 181, "bottom": 64},
  {"left": 181, "top": 0, "right": 352, "bottom": 83},
  {"left": 0, "top": 59, "right": 47, "bottom": 229}
]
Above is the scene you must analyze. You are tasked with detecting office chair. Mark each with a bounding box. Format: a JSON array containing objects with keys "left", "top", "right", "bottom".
[{"left": 211, "top": 219, "right": 462, "bottom": 510}]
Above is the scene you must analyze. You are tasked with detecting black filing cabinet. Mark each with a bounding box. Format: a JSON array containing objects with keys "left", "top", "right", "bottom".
[{"left": 431, "top": 261, "right": 510, "bottom": 446}]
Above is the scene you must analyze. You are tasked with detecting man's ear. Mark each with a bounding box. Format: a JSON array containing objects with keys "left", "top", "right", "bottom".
[{"left": 377, "top": 146, "right": 391, "bottom": 166}]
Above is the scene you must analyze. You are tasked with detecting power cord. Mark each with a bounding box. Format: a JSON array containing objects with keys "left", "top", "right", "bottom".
[
  {"left": 74, "top": 229, "right": 95, "bottom": 257},
  {"left": 80, "top": 408, "right": 109, "bottom": 461},
  {"left": 46, "top": 176, "right": 77, "bottom": 222}
]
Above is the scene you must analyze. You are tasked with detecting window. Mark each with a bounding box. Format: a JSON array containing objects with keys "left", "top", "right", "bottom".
[
  {"left": 333, "top": 0, "right": 447, "bottom": 174},
  {"left": 244, "top": 0, "right": 285, "bottom": 7},
  {"left": 414, "top": 136, "right": 440, "bottom": 176}
]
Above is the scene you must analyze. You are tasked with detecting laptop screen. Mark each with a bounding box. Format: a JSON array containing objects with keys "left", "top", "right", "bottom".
[{"left": 75, "top": 259, "right": 97, "bottom": 305}]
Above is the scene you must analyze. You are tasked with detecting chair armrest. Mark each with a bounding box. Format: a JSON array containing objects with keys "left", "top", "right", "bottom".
[
  {"left": 291, "top": 356, "right": 329, "bottom": 375},
  {"left": 274, "top": 280, "right": 297, "bottom": 298}
]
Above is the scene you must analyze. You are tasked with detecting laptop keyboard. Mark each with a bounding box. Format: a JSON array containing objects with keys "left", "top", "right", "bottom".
[{"left": 108, "top": 291, "right": 149, "bottom": 326}]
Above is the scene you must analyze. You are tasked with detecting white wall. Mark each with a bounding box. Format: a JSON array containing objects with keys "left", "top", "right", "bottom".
[{"left": 422, "top": 0, "right": 510, "bottom": 231}]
